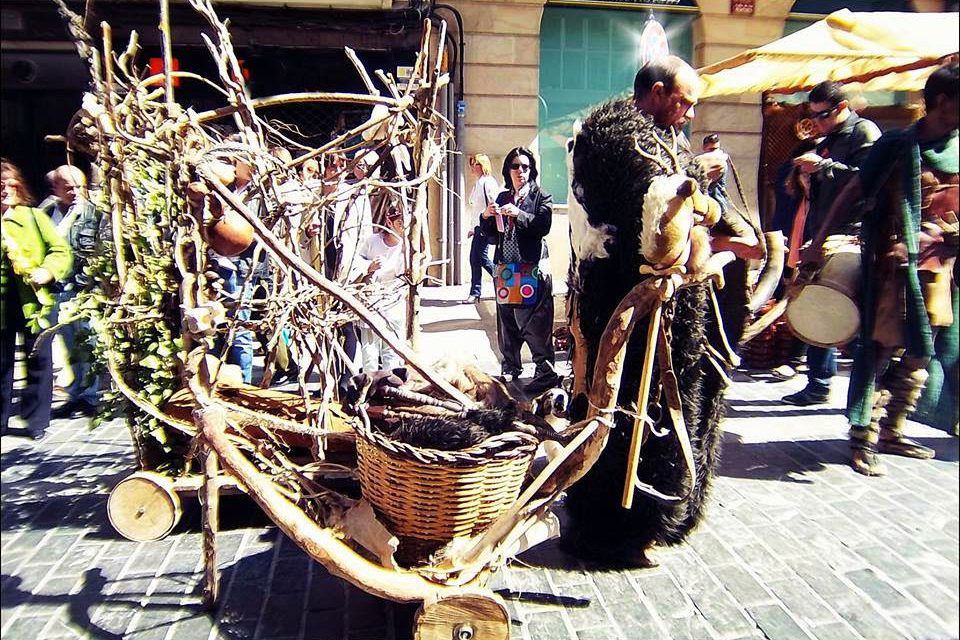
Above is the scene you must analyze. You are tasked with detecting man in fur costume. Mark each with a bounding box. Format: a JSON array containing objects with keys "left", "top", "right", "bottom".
[{"left": 564, "top": 56, "right": 750, "bottom": 567}]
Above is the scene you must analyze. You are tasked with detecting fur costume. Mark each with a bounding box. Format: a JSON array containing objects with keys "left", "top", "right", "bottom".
[{"left": 564, "top": 98, "right": 727, "bottom": 564}]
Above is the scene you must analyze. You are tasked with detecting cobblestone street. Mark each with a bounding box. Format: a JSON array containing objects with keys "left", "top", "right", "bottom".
[{"left": 2, "top": 290, "right": 958, "bottom": 640}]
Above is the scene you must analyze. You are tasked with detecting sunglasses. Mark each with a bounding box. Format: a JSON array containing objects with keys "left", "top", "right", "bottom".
[
  {"left": 510, "top": 162, "right": 531, "bottom": 171},
  {"left": 812, "top": 105, "right": 840, "bottom": 120}
]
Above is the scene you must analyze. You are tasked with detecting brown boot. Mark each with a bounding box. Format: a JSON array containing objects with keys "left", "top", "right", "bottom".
[
  {"left": 851, "top": 445, "right": 886, "bottom": 476},
  {"left": 850, "top": 424, "right": 885, "bottom": 476},
  {"left": 877, "top": 436, "right": 935, "bottom": 459}
]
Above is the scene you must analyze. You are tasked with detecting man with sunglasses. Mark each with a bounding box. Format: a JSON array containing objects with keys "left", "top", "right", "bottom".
[{"left": 782, "top": 81, "right": 881, "bottom": 407}]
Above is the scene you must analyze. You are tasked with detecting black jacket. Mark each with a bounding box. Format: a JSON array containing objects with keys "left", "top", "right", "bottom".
[
  {"left": 807, "top": 112, "right": 881, "bottom": 233},
  {"left": 480, "top": 183, "right": 553, "bottom": 264}
]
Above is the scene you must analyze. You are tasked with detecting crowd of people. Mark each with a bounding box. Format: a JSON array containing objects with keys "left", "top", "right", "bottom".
[{"left": 2, "top": 58, "right": 957, "bottom": 492}]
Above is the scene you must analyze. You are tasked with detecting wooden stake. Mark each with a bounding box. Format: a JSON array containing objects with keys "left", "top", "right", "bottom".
[
  {"left": 621, "top": 296, "right": 664, "bottom": 509},
  {"left": 201, "top": 444, "right": 220, "bottom": 609}
]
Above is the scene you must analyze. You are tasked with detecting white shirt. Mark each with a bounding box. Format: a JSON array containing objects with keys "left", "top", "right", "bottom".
[
  {"left": 358, "top": 233, "right": 405, "bottom": 282},
  {"left": 468, "top": 175, "right": 500, "bottom": 222}
]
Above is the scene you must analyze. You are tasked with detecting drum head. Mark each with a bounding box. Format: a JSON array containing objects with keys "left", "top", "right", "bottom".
[{"left": 786, "top": 285, "right": 860, "bottom": 348}]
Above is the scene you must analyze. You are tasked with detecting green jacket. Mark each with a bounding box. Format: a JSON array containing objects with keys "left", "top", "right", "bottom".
[
  {"left": 847, "top": 126, "right": 959, "bottom": 427},
  {"left": 1, "top": 205, "right": 73, "bottom": 333}
]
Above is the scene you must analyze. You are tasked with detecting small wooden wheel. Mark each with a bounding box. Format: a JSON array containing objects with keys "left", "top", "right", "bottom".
[
  {"left": 414, "top": 593, "right": 510, "bottom": 640},
  {"left": 107, "top": 471, "right": 183, "bottom": 542}
]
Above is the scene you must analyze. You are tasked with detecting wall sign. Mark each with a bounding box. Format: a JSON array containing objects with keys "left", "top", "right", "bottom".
[{"left": 730, "top": 0, "right": 755, "bottom": 15}]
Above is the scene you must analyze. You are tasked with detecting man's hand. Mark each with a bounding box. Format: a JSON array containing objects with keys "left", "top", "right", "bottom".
[
  {"left": 726, "top": 237, "right": 764, "bottom": 260},
  {"left": 696, "top": 150, "right": 727, "bottom": 182},
  {"left": 367, "top": 256, "right": 383, "bottom": 275},
  {"left": 793, "top": 153, "right": 824, "bottom": 175},
  {"left": 28, "top": 268, "right": 53, "bottom": 287}
]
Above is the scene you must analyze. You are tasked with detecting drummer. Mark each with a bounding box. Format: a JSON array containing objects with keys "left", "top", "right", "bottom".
[
  {"left": 781, "top": 81, "right": 881, "bottom": 407},
  {"left": 801, "top": 63, "right": 959, "bottom": 476}
]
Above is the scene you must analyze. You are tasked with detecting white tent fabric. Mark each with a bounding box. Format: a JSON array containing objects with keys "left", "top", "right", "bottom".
[{"left": 698, "top": 9, "right": 959, "bottom": 97}]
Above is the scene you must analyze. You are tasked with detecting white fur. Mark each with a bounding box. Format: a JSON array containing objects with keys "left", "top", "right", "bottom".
[
  {"left": 567, "top": 121, "right": 615, "bottom": 264},
  {"left": 641, "top": 173, "right": 694, "bottom": 267}
]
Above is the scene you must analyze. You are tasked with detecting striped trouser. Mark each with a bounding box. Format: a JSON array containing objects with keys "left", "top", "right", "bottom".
[{"left": 849, "top": 352, "right": 929, "bottom": 451}]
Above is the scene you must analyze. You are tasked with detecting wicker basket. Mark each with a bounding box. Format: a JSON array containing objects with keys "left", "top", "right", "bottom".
[{"left": 354, "top": 420, "right": 537, "bottom": 566}]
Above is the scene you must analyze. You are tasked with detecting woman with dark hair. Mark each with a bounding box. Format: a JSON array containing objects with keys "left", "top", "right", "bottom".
[
  {"left": 1, "top": 158, "right": 73, "bottom": 440},
  {"left": 479, "top": 147, "right": 559, "bottom": 395}
]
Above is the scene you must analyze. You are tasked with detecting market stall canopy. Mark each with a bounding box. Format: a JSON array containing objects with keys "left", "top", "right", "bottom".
[{"left": 699, "top": 9, "right": 959, "bottom": 97}]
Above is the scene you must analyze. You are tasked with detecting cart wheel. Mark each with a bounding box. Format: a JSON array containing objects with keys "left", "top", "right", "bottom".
[
  {"left": 414, "top": 592, "right": 510, "bottom": 640},
  {"left": 107, "top": 472, "right": 183, "bottom": 542}
]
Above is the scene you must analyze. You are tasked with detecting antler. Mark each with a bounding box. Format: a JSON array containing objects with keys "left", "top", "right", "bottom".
[
  {"left": 633, "top": 127, "right": 683, "bottom": 175},
  {"left": 633, "top": 135, "right": 673, "bottom": 174},
  {"left": 660, "top": 127, "right": 682, "bottom": 174}
]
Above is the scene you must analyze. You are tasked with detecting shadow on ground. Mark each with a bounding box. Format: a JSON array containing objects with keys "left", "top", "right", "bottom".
[{"left": 717, "top": 431, "right": 959, "bottom": 482}]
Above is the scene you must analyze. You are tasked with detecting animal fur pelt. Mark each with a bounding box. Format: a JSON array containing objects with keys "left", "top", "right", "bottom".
[
  {"left": 378, "top": 405, "right": 566, "bottom": 451},
  {"left": 567, "top": 120, "right": 616, "bottom": 284},
  {"left": 564, "top": 98, "right": 727, "bottom": 565}
]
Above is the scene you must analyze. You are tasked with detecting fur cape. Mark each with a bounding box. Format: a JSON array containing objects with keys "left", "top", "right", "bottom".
[{"left": 564, "top": 98, "right": 727, "bottom": 560}]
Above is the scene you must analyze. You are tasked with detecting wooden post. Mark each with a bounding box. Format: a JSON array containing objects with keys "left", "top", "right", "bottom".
[
  {"left": 201, "top": 442, "right": 221, "bottom": 610},
  {"left": 621, "top": 297, "right": 663, "bottom": 509},
  {"left": 159, "top": 0, "right": 175, "bottom": 106}
]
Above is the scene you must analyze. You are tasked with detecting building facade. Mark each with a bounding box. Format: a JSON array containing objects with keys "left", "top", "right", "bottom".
[{"left": 2, "top": 0, "right": 953, "bottom": 284}]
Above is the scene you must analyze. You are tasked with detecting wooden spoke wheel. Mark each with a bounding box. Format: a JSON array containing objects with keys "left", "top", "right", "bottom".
[
  {"left": 107, "top": 472, "right": 183, "bottom": 542},
  {"left": 414, "top": 593, "right": 510, "bottom": 640}
]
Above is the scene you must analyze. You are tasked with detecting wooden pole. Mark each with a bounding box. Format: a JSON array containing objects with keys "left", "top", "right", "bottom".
[
  {"left": 201, "top": 444, "right": 220, "bottom": 609},
  {"left": 159, "top": 0, "right": 175, "bottom": 106},
  {"left": 621, "top": 296, "right": 664, "bottom": 510}
]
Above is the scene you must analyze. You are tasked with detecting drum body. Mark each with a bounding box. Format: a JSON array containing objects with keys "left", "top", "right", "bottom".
[{"left": 787, "top": 239, "right": 861, "bottom": 348}]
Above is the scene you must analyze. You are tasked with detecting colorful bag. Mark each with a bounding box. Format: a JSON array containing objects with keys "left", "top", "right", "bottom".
[{"left": 495, "top": 261, "right": 540, "bottom": 306}]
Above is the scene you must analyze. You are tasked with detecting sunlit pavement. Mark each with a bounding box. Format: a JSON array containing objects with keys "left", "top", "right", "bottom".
[{"left": 2, "top": 287, "right": 957, "bottom": 640}]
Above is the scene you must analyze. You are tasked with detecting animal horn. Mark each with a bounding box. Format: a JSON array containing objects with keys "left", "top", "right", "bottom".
[
  {"left": 633, "top": 135, "right": 673, "bottom": 173},
  {"left": 648, "top": 127, "right": 683, "bottom": 174}
]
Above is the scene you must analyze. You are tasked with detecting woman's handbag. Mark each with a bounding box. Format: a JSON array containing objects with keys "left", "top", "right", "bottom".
[{"left": 494, "top": 261, "right": 540, "bottom": 306}]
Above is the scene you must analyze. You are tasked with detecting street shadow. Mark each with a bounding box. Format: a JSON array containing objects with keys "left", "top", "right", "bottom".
[
  {"left": 1, "top": 445, "right": 131, "bottom": 535},
  {"left": 3, "top": 550, "right": 423, "bottom": 639},
  {"left": 912, "top": 435, "right": 960, "bottom": 463},
  {"left": 0, "top": 439, "right": 275, "bottom": 539},
  {"left": 717, "top": 430, "right": 959, "bottom": 480},
  {"left": 2, "top": 569, "right": 208, "bottom": 640},
  {"left": 724, "top": 398, "right": 846, "bottom": 418},
  {"left": 717, "top": 431, "right": 841, "bottom": 482},
  {"left": 420, "top": 298, "right": 465, "bottom": 308},
  {"left": 213, "top": 547, "right": 423, "bottom": 640}
]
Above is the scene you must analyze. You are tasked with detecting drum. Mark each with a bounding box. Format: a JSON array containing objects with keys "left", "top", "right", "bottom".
[{"left": 786, "top": 238, "right": 861, "bottom": 348}]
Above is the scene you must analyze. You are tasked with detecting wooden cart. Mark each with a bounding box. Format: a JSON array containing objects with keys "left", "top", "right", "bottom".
[{"left": 55, "top": 1, "right": 729, "bottom": 635}]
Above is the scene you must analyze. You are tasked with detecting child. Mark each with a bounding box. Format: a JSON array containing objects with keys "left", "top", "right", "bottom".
[{"left": 356, "top": 207, "right": 407, "bottom": 372}]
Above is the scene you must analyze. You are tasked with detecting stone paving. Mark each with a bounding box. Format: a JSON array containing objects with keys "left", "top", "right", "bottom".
[{"left": 1, "top": 288, "right": 958, "bottom": 640}]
